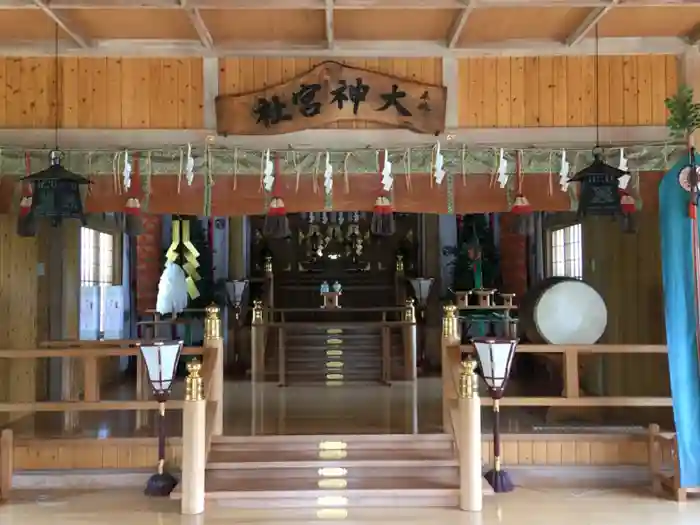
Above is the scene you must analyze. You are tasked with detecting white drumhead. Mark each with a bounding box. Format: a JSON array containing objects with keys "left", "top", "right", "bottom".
[{"left": 533, "top": 280, "right": 607, "bottom": 344}]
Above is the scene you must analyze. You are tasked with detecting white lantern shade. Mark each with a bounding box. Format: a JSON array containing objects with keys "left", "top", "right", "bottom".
[
  {"left": 410, "top": 277, "right": 434, "bottom": 307},
  {"left": 226, "top": 279, "right": 249, "bottom": 304},
  {"left": 139, "top": 340, "right": 183, "bottom": 397},
  {"left": 471, "top": 337, "right": 517, "bottom": 394}
]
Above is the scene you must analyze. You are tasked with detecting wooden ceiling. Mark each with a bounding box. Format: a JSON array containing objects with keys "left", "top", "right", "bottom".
[{"left": 0, "top": 0, "right": 699, "bottom": 56}]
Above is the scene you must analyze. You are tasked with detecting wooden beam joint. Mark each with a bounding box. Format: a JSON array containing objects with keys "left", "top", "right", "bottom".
[{"left": 33, "top": 0, "right": 90, "bottom": 49}]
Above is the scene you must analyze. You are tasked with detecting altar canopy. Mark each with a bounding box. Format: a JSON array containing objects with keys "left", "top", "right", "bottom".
[{"left": 659, "top": 155, "right": 700, "bottom": 487}]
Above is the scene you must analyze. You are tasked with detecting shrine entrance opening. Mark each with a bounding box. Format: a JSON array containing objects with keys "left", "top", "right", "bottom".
[{"left": 247, "top": 211, "right": 422, "bottom": 383}]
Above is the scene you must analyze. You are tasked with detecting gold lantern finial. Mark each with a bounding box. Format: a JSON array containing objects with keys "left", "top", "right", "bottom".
[
  {"left": 204, "top": 303, "right": 221, "bottom": 340},
  {"left": 252, "top": 300, "right": 264, "bottom": 325},
  {"left": 459, "top": 359, "right": 477, "bottom": 399},
  {"left": 442, "top": 303, "right": 460, "bottom": 344},
  {"left": 185, "top": 359, "right": 204, "bottom": 401}
]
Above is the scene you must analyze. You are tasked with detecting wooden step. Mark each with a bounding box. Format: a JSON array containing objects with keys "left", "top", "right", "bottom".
[{"left": 170, "top": 433, "right": 491, "bottom": 508}]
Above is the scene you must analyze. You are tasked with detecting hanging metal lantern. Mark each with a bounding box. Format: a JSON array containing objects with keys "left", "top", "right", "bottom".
[
  {"left": 20, "top": 151, "right": 90, "bottom": 227},
  {"left": 568, "top": 150, "right": 628, "bottom": 219}
]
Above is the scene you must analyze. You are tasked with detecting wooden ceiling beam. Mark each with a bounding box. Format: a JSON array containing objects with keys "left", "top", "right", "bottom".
[
  {"left": 325, "top": 0, "right": 335, "bottom": 49},
  {"left": 8, "top": 0, "right": 695, "bottom": 8},
  {"left": 447, "top": 0, "right": 476, "bottom": 49},
  {"left": 565, "top": 1, "right": 618, "bottom": 47},
  {"left": 33, "top": 0, "right": 90, "bottom": 48},
  {"left": 0, "top": 126, "right": 672, "bottom": 150},
  {"left": 0, "top": 36, "right": 686, "bottom": 57},
  {"left": 179, "top": 0, "right": 213, "bottom": 49}
]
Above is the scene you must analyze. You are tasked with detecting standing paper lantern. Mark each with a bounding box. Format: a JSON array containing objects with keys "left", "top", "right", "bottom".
[
  {"left": 226, "top": 279, "right": 249, "bottom": 320},
  {"left": 138, "top": 339, "right": 184, "bottom": 497},
  {"left": 409, "top": 277, "right": 434, "bottom": 316},
  {"left": 21, "top": 150, "right": 90, "bottom": 227},
  {"left": 410, "top": 277, "right": 434, "bottom": 368},
  {"left": 471, "top": 336, "right": 518, "bottom": 493}
]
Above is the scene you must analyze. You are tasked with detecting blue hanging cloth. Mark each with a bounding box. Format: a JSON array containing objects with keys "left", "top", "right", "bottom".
[{"left": 659, "top": 155, "right": 700, "bottom": 487}]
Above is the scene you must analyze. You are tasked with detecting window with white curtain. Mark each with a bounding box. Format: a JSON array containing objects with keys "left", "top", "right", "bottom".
[
  {"left": 549, "top": 224, "right": 583, "bottom": 279},
  {"left": 80, "top": 227, "right": 114, "bottom": 333}
]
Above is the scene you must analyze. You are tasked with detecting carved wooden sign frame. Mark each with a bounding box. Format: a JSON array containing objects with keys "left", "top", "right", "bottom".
[{"left": 215, "top": 61, "right": 447, "bottom": 136}]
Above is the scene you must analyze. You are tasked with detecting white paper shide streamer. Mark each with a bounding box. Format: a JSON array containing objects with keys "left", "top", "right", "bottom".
[
  {"left": 381, "top": 149, "right": 393, "bottom": 191},
  {"left": 559, "top": 149, "right": 570, "bottom": 191},
  {"left": 617, "top": 148, "right": 631, "bottom": 190},
  {"left": 263, "top": 149, "right": 275, "bottom": 192},
  {"left": 185, "top": 143, "right": 195, "bottom": 186},
  {"left": 324, "top": 152, "right": 333, "bottom": 195},
  {"left": 433, "top": 142, "right": 445, "bottom": 185},
  {"left": 156, "top": 261, "right": 189, "bottom": 316},
  {"left": 496, "top": 148, "right": 508, "bottom": 188},
  {"left": 122, "top": 150, "right": 132, "bottom": 192}
]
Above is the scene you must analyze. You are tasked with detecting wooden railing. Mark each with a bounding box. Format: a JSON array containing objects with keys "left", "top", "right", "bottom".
[
  {"left": 250, "top": 304, "right": 417, "bottom": 385},
  {"left": 0, "top": 307, "right": 224, "bottom": 430},
  {"left": 0, "top": 429, "right": 11, "bottom": 503},
  {"left": 440, "top": 305, "right": 673, "bottom": 507}
]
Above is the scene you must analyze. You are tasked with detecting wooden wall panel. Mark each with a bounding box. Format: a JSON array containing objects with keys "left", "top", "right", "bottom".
[
  {"left": 458, "top": 55, "right": 679, "bottom": 128},
  {"left": 218, "top": 57, "right": 442, "bottom": 129},
  {"left": 0, "top": 215, "right": 39, "bottom": 422},
  {"left": 13, "top": 434, "right": 649, "bottom": 470},
  {"left": 0, "top": 57, "right": 204, "bottom": 129},
  {"left": 582, "top": 212, "right": 670, "bottom": 407}
]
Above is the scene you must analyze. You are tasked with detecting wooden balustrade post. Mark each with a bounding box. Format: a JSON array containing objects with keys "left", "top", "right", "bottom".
[
  {"left": 181, "top": 361, "right": 206, "bottom": 515},
  {"left": 403, "top": 298, "right": 417, "bottom": 381},
  {"left": 264, "top": 256, "right": 274, "bottom": 313},
  {"left": 395, "top": 254, "right": 405, "bottom": 305},
  {"left": 0, "top": 429, "right": 12, "bottom": 503},
  {"left": 203, "top": 304, "right": 223, "bottom": 436},
  {"left": 278, "top": 326, "right": 286, "bottom": 387},
  {"left": 459, "top": 359, "right": 482, "bottom": 512},
  {"left": 442, "top": 304, "right": 461, "bottom": 433},
  {"left": 251, "top": 300, "right": 265, "bottom": 382}
]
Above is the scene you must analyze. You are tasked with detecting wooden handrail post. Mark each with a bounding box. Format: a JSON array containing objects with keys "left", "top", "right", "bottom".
[
  {"left": 403, "top": 298, "right": 417, "bottom": 381},
  {"left": 181, "top": 361, "right": 206, "bottom": 515},
  {"left": 251, "top": 300, "right": 265, "bottom": 382},
  {"left": 442, "top": 304, "right": 460, "bottom": 433},
  {"left": 459, "top": 359, "right": 482, "bottom": 512},
  {"left": 264, "top": 256, "right": 274, "bottom": 312},
  {"left": 203, "top": 304, "right": 223, "bottom": 436},
  {"left": 395, "top": 254, "right": 405, "bottom": 305},
  {"left": 278, "top": 326, "right": 286, "bottom": 387},
  {"left": 0, "top": 429, "right": 13, "bottom": 503}
]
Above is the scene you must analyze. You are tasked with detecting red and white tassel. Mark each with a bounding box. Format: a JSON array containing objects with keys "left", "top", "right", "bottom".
[
  {"left": 510, "top": 194, "right": 532, "bottom": 214},
  {"left": 124, "top": 197, "right": 143, "bottom": 236}
]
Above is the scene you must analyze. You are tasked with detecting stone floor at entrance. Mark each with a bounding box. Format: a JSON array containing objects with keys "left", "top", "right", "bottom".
[
  {"left": 8, "top": 379, "right": 645, "bottom": 439},
  {"left": 2, "top": 487, "right": 699, "bottom": 525}
]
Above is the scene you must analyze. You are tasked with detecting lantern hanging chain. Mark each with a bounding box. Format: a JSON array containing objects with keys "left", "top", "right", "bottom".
[
  {"left": 594, "top": 24, "right": 600, "bottom": 150},
  {"left": 54, "top": 21, "right": 59, "bottom": 152}
]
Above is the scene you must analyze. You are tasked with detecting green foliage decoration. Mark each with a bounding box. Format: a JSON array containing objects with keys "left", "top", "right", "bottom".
[{"left": 665, "top": 85, "right": 700, "bottom": 141}]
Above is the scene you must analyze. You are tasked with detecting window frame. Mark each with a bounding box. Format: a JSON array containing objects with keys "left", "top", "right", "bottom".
[
  {"left": 80, "top": 227, "right": 116, "bottom": 335},
  {"left": 546, "top": 223, "right": 583, "bottom": 279}
]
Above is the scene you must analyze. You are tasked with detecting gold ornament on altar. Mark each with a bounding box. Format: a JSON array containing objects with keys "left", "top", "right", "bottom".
[{"left": 165, "top": 218, "right": 201, "bottom": 300}]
